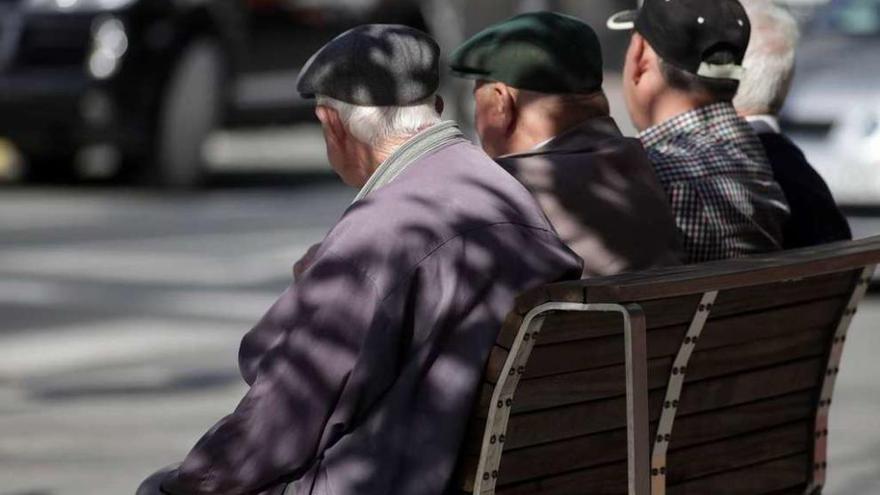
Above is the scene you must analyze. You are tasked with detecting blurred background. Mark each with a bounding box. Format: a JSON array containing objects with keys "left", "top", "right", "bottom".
[{"left": 1, "top": 0, "right": 880, "bottom": 493}]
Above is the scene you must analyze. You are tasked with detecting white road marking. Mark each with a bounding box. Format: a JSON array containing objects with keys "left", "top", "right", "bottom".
[{"left": 0, "top": 318, "right": 242, "bottom": 379}]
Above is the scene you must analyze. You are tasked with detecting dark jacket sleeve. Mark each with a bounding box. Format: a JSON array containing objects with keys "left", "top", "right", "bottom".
[{"left": 161, "top": 251, "right": 386, "bottom": 495}]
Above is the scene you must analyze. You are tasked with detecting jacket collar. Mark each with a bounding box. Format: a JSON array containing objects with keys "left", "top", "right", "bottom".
[
  {"left": 745, "top": 114, "right": 781, "bottom": 135},
  {"left": 499, "top": 116, "right": 625, "bottom": 159}
]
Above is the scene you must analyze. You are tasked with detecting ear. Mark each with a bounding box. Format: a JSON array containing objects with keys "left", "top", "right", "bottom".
[
  {"left": 626, "top": 33, "right": 650, "bottom": 86},
  {"left": 315, "top": 105, "right": 347, "bottom": 147},
  {"left": 492, "top": 83, "right": 518, "bottom": 132},
  {"left": 434, "top": 95, "right": 445, "bottom": 116}
]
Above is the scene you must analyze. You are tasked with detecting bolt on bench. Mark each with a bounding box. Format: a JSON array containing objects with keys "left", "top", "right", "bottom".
[{"left": 454, "top": 236, "right": 880, "bottom": 495}]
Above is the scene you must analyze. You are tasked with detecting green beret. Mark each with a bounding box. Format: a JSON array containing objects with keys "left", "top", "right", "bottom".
[{"left": 449, "top": 12, "right": 604, "bottom": 94}]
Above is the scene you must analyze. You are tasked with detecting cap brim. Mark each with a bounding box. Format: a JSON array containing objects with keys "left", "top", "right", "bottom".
[{"left": 606, "top": 10, "right": 638, "bottom": 31}]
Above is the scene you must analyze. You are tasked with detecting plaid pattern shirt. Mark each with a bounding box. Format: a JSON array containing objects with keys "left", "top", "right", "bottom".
[{"left": 640, "top": 102, "right": 790, "bottom": 264}]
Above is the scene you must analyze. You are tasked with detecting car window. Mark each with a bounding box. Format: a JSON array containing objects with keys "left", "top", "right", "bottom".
[{"left": 816, "top": 0, "right": 880, "bottom": 36}]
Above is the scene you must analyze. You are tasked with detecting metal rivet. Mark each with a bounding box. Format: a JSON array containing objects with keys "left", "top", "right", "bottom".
[
  {"left": 664, "top": 434, "right": 671, "bottom": 441},
  {"left": 698, "top": 304, "right": 706, "bottom": 311},
  {"left": 697, "top": 16, "right": 705, "bottom": 24},
  {"left": 680, "top": 366, "right": 687, "bottom": 374},
  {"left": 490, "top": 435, "right": 497, "bottom": 444},
  {"left": 505, "top": 399, "right": 512, "bottom": 407},
  {"left": 672, "top": 400, "right": 679, "bottom": 407},
  {"left": 497, "top": 400, "right": 504, "bottom": 408},
  {"left": 660, "top": 467, "right": 667, "bottom": 474},
  {"left": 483, "top": 472, "right": 490, "bottom": 481},
  {"left": 706, "top": 303, "right": 713, "bottom": 310},
  {"left": 499, "top": 435, "right": 506, "bottom": 443},
  {"left": 517, "top": 366, "right": 525, "bottom": 375},
  {"left": 657, "top": 435, "right": 664, "bottom": 442},
  {"left": 492, "top": 470, "right": 499, "bottom": 478},
  {"left": 672, "top": 367, "right": 679, "bottom": 375},
  {"left": 664, "top": 401, "right": 671, "bottom": 409},
  {"left": 523, "top": 333, "right": 530, "bottom": 341},
  {"left": 652, "top": 469, "right": 659, "bottom": 476}
]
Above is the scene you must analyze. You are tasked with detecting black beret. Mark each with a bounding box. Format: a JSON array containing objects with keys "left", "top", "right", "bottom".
[
  {"left": 296, "top": 24, "right": 440, "bottom": 106},
  {"left": 450, "top": 12, "right": 604, "bottom": 94}
]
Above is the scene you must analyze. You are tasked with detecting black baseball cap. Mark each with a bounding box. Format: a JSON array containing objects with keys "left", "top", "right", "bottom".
[{"left": 608, "top": 0, "right": 751, "bottom": 81}]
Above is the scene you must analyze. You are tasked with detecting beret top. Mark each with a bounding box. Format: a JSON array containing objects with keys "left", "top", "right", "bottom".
[
  {"left": 296, "top": 24, "right": 440, "bottom": 106},
  {"left": 450, "top": 12, "right": 604, "bottom": 94}
]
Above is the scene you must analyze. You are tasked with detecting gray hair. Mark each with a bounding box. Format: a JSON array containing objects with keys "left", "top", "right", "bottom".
[
  {"left": 734, "top": 0, "right": 801, "bottom": 115},
  {"left": 316, "top": 95, "right": 441, "bottom": 146}
]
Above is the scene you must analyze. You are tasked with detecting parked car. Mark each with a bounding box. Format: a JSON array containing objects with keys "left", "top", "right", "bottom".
[
  {"left": 782, "top": 0, "right": 880, "bottom": 206},
  {"left": 0, "top": 0, "right": 428, "bottom": 187}
]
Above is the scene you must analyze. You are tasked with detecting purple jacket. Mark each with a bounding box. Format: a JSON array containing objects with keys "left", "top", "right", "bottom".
[{"left": 161, "top": 139, "right": 582, "bottom": 495}]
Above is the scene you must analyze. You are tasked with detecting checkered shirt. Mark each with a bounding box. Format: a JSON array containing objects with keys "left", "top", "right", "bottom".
[{"left": 640, "top": 102, "right": 790, "bottom": 264}]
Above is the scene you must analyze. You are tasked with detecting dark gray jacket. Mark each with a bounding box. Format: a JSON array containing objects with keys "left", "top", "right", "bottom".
[
  {"left": 498, "top": 117, "right": 683, "bottom": 276},
  {"left": 161, "top": 138, "right": 582, "bottom": 495}
]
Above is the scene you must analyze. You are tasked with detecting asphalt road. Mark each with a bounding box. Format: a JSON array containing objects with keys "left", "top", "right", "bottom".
[{"left": 1, "top": 181, "right": 880, "bottom": 495}]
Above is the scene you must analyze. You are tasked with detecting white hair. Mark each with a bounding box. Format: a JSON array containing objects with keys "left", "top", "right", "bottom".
[
  {"left": 316, "top": 95, "right": 441, "bottom": 146},
  {"left": 734, "top": 0, "right": 801, "bottom": 115}
]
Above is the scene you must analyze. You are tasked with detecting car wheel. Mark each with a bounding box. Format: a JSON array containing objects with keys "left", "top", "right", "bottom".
[
  {"left": 21, "top": 151, "right": 77, "bottom": 184},
  {"left": 152, "top": 38, "right": 225, "bottom": 189}
]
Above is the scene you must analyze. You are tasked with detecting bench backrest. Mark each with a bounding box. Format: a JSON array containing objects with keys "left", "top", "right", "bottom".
[{"left": 455, "top": 237, "right": 880, "bottom": 495}]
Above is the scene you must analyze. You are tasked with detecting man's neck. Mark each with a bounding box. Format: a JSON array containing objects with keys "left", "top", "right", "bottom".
[
  {"left": 649, "top": 92, "right": 713, "bottom": 129},
  {"left": 370, "top": 134, "right": 415, "bottom": 167},
  {"left": 355, "top": 132, "right": 420, "bottom": 181},
  {"left": 507, "top": 112, "right": 606, "bottom": 155}
]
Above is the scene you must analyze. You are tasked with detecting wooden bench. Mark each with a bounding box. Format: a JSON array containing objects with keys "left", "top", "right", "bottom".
[{"left": 455, "top": 236, "right": 880, "bottom": 495}]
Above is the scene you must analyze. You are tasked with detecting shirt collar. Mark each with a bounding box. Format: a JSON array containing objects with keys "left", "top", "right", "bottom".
[
  {"left": 744, "top": 114, "right": 781, "bottom": 134},
  {"left": 639, "top": 102, "right": 740, "bottom": 148}
]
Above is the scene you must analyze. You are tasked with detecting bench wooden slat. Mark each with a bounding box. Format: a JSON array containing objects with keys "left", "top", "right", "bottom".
[
  {"left": 666, "top": 454, "right": 809, "bottom": 495},
  {"left": 470, "top": 391, "right": 815, "bottom": 486},
  {"left": 577, "top": 238, "right": 876, "bottom": 302},
  {"left": 507, "top": 327, "right": 824, "bottom": 414},
  {"left": 493, "top": 424, "right": 809, "bottom": 495},
  {"left": 467, "top": 357, "right": 823, "bottom": 454},
  {"left": 505, "top": 271, "right": 856, "bottom": 347},
  {"left": 488, "top": 289, "right": 845, "bottom": 384}
]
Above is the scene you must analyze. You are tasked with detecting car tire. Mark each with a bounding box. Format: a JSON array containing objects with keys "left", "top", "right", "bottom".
[
  {"left": 21, "top": 151, "right": 77, "bottom": 184},
  {"left": 152, "top": 38, "right": 225, "bottom": 189}
]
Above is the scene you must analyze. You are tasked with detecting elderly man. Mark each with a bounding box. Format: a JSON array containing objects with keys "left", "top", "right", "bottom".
[
  {"left": 449, "top": 12, "right": 682, "bottom": 276},
  {"left": 608, "top": 0, "right": 790, "bottom": 263},
  {"left": 138, "top": 25, "right": 581, "bottom": 495},
  {"left": 734, "top": 0, "right": 851, "bottom": 248}
]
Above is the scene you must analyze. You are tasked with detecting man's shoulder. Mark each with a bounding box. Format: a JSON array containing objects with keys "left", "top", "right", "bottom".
[
  {"left": 644, "top": 123, "right": 772, "bottom": 183},
  {"left": 321, "top": 141, "right": 562, "bottom": 283},
  {"left": 757, "top": 132, "right": 808, "bottom": 164},
  {"left": 758, "top": 132, "right": 835, "bottom": 198}
]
